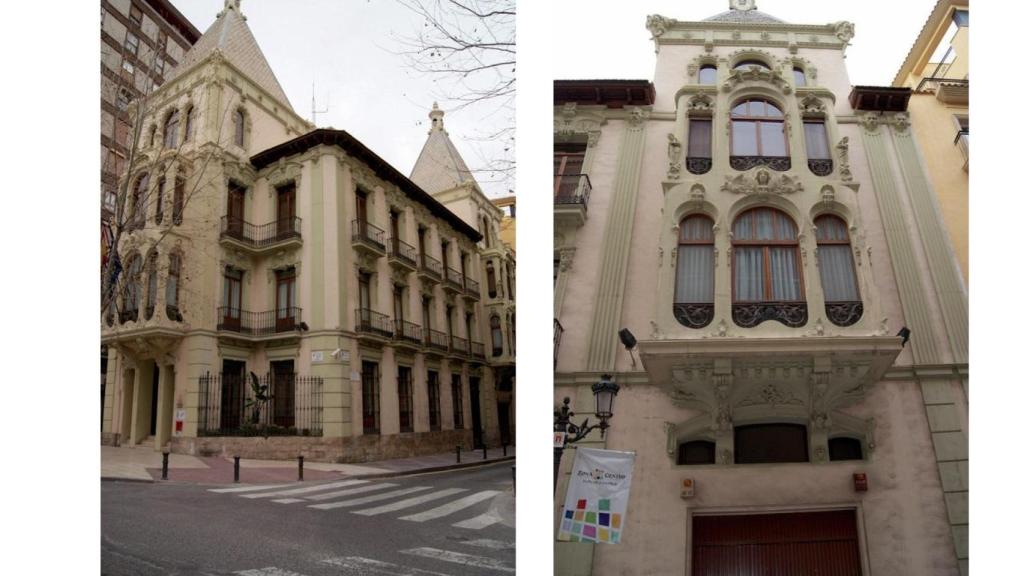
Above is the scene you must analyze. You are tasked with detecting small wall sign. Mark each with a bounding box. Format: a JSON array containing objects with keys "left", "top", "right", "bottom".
[
  {"left": 680, "top": 478, "right": 695, "bottom": 499},
  {"left": 311, "top": 351, "right": 324, "bottom": 363},
  {"left": 853, "top": 472, "right": 868, "bottom": 492},
  {"left": 554, "top": 431, "right": 566, "bottom": 448}
]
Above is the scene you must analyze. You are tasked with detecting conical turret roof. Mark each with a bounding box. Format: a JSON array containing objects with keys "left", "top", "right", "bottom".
[
  {"left": 164, "top": 0, "right": 293, "bottom": 111},
  {"left": 409, "top": 103, "right": 477, "bottom": 195}
]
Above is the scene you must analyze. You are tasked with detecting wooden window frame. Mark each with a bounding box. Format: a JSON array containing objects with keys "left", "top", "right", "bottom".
[
  {"left": 451, "top": 375, "right": 464, "bottom": 429},
  {"left": 427, "top": 371, "right": 441, "bottom": 431},
  {"left": 361, "top": 361, "right": 380, "bottom": 435},
  {"left": 729, "top": 99, "right": 789, "bottom": 158},
  {"left": 731, "top": 208, "right": 805, "bottom": 303}
]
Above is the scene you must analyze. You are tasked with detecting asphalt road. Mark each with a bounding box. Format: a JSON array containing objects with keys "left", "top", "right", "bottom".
[{"left": 102, "top": 462, "right": 516, "bottom": 576}]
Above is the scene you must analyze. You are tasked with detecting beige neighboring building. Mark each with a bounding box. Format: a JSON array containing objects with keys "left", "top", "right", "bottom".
[
  {"left": 101, "top": 0, "right": 514, "bottom": 461},
  {"left": 893, "top": 0, "right": 968, "bottom": 285},
  {"left": 492, "top": 196, "right": 516, "bottom": 250},
  {"left": 554, "top": 2, "right": 966, "bottom": 575}
]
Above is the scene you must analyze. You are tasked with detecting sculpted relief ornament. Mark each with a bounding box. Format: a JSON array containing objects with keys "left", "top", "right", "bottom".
[
  {"left": 721, "top": 169, "right": 803, "bottom": 196},
  {"left": 835, "top": 137, "right": 853, "bottom": 182},
  {"left": 722, "top": 66, "right": 791, "bottom": 95},
  {"left": 667, "top": 133, "right": 683, "bottom": 180}
]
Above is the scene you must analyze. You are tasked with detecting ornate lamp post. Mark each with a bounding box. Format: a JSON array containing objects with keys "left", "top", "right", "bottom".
[{"left": 554, "top": 374, "right": 620, "bottom": 494}]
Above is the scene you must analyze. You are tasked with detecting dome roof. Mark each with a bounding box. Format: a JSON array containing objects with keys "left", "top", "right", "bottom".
[{"left": 704, "top": 9, "right": 786, "bottom": 24}]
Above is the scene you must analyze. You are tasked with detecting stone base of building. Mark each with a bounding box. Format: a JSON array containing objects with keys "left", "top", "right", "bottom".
[
  {"left": 170, "top": 430, "right": 475, "bottom": 463},
  {"left": 101, "top": 432, "right": 120, "bottom": 446}
]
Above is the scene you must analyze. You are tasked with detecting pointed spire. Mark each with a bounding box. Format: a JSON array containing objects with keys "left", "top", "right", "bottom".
[{"left": 429, "top": 102, "right": 446, "bottom": 133}]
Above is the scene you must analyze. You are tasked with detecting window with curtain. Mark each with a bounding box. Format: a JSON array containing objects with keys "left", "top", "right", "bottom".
[
  {"left": 674, "top": 215, "right": 715, "bottom": 328},
  {"left": 166, "top": 253, "right": 181, "bottom": 320},
  {"left": 732, "top": 207, "right": 807, "bottom": 328},
  {"left": 163, "top": 109, "right": 179, "bottom": 148},
  {"left": 233, "top": 109, "right": 245, "bottom": 147},
  {"left": 144, "top": 252, "right": 158, "bottom": 320},
  {"left": 698, "top": 65, "right": 717, "bottom": 85},
  {"left": 815, "top": 215, "right": 863, "bottom": 326},
  {"left": 804, "top": 120, "right": 832, "bottom": 176},
  {"left": 554, "top": 143, "right": 586, "bottom": 201},
  {"left": 793, "top": 67, "right": 807, "bottom": 86},
  {"left": 730, "top": 99, "right": 790, "bottom": 171},
  {"left": 687, "top": 118, "right": 712, "bottom": 175}
]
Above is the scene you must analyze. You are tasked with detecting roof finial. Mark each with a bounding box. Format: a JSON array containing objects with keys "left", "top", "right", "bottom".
[
  {"left": 225, "top": 0, "right": 241, "bottom": 13},
  {"left": 730, "top": 0, "right": 757, "bottom": 11},
  {"left": 428, "top": 102, "right": 445, "bottom": 133}
]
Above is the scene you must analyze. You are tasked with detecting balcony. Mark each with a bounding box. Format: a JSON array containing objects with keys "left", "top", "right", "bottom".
[
  {"left": 729, "top": 156, "right": 791, "bottom": 172},
  {"left": 425, "top": 329, "right": 448, "bottom": 355},
  {"left": 808, "top": 159, "right": 833, "bottom": 177},
  {"left": 824, "top": 301, "right": 864, "bottom": 327},
  {"left": 217, "top": 307, "right": 303, "bottom": 337},
  {"left": 388, "top": 238, "right": 418, "bottom": 273},
  {"left": 464, "top": 277, "right": 481, "bottom": 301},
  {"left": 444, "top": 267, "right": 464, "bottom": 294},
  {"left": 554, "top": 174, "right": 591, "bottom": 228},
  {"left": 351, "top": 219, "right": 387, "bottom": 257},
  {"left": 450, "top": 335, "right": 468, "bottom": 357},
  {"left": 418, "top": 253, "right": 444, "bottom": 285},
  {"left": 686, "top": 157, "right": 712, "bottom": 175},
  {"left": 355, "top": 308, "right": 393, "bottom": 339},
  {"left": 916, "top": 77, "right": 969, "bottom": 106},
  {"left": 220, "top": 216, "right": 302, "bottom": 254},
  {"left": 471, "top": 341, "right": 485, "bottom": 361},
  {"left": 954, "top": 129, "right": 968, "bottom": 171},
  {"left": 393, "top": 320, "right": 422, "bottom": 348}
]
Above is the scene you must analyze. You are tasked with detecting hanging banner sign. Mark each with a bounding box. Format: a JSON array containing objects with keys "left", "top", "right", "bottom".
[{"left": 557, "top": 447, "right": 635, "bottom": 544}]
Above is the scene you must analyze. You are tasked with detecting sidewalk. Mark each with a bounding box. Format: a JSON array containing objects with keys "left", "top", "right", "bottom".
[{"left": 101, "top": 444, "right": 515, "bottom": 485}]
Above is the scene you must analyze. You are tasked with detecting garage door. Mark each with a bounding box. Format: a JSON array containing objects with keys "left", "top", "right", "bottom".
[{"left": 692, "top": 510, "right": 861, "bottom": 576}]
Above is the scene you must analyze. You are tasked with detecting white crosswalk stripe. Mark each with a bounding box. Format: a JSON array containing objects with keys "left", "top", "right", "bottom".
[
  {"left": 304, "top": 482, "right": 398, "bottom": 501},
  {"left": 352, "top": 488, "right": 467, "bottom": 516},
  {"left": 398, "top": 490, "right": 500, "bottom": 522},
  {"left": 400, "top": 547, "right": 515, "bottom": 573},
  {"left": 322, "top": 556, "right": 452, "bottom": 575},
  {"left": 235, "top": 568, "right": 310, "bottom": 576},
  {"left": 209, "top": 484, "right": 292, "bottom": 493},
  {"left": 308, "top": 486, "right": 432, "bottom": 510},
  {"left": 240, "top": 479, "right": 367, "bottom": 499},
  {"left": 461, "top": 538, "right": 515, "bottom": 551},
  {"left": 452, "top": 512, "right": 504, "bottom": 530}
]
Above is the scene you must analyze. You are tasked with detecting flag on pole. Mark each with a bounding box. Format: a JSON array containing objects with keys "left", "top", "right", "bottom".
[{"left": 557, "top": 447, "right": 635, "bottom": 544}]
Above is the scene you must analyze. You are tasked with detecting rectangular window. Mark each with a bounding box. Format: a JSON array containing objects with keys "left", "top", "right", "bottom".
[
  {"left": 553, "top": 143, "right": 586, "bottom": 199},
  {"left": 952, "top": 8, "right": 968, "bottom": 27},
  {"left": 451, "top": 375, "right": 463, "bottom": 429},
  {"left": 687, "top": 118, "right": 712, "bottom": 158},
  {"left": 362, "top": 361, "right": 380, "bottom": 434},
  {"left": 398, "top": 366, "right": 413, "bottom": 433},
  {"left": 428, "top": 371, "right": 441, "bottom": 431},
  {"left": 125, "top": 33, "right": 139, "bottom": 55},
  {"left": 735, "top": 424, "right": 809, "bottom": 464},
  {"left": 103, "top": 189, "right": 117, "bottom": 213},
  {"left": 271, "top": 360, "right": 295, "bottom": 428},
  {"left": 803, "top": 121, "right": 830, "bottom": 160}
]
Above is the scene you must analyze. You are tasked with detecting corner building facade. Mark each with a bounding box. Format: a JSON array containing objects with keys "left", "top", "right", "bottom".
[
  {"left": 554, "top": 2, "right": 966, "bottom": 575},
  {"left": 101, "top": 1, "right": 515, "bottom": 462}
]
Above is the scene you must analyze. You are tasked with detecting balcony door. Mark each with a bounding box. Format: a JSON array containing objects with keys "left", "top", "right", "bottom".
[
  {"left": 390, "top": 211, "right": 401, "bottom": 254},
  {"left": 356, "top": 190, "right": 369, "bottom": 236},
  {"left": 222, "top": 268, "right": 242, "bottom": 331},
  {"left": 554, "top": 144, "right": 585, "bottom": 200},
  {"left": 275, "top": 268, "right": 296, "bottom": 332},
  {"left": 277, "top": 185, "right": 295, "bottom": 238},
  {"left": 226, "top": 183, "right": 245, "bottom": 238}
]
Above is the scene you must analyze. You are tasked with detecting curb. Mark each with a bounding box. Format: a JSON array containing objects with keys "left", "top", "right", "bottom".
[{"left": 100, "top": 476, "right": 155, "bottom": 483}]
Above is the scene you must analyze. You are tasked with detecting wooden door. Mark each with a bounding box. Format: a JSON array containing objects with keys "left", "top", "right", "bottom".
[
  {"left": 275, "top": 269, "right": 296, "bottom": 331},
  {"left": 277, "top": 186, "right": 295, "bottom": 237},
  {"left": 226, "top": 184, "right": 245, "bottom": 238},
  {"left": 222, "top": 269, "right": 242, "bottom": 331},
  {"left": 271, "top": 360, "right": 294, "bottom": 428},
  {"left": 220, "top": 360, "right": 245, "bottom": 430}
]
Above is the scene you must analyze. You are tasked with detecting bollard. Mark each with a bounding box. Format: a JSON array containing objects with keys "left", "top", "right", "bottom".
[
  {"left": 161, "top": 451, "right": 169, "bottom": 480},
  {"left": 482, "top": 443, "right": 487, "bottom": 460},
  {"left": 456, "top": 445, "right": 461, "bottom": 463},
  {"left": 298, "top": 455, "right": 304, "bottom": 481},
  {"left": 233, "top": 456, "right": 240, "bottom": 483}
]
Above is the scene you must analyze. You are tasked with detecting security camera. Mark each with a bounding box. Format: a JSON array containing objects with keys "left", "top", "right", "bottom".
[{"left": 330, "top": 348, "right": 342, "bottom": 359}]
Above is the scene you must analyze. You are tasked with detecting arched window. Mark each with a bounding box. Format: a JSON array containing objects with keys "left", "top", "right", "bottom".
[
  {"left": 674, "top": 215, "right": 715, "bottom": 328},
  {"left": 732, "top": 207, "right": 806, "bottom": 328},
  {"left": 172, "top": 174, "right": 185, "bottom": 225},
  {"left": 486, "top": 261, "right": 497, "bottom": 298},
  {"left": 166, "top": 253, "right": 182, "bottom": 321},
  {"left": 490, "top": 315, "right": 503, "bottom": 356},
  {"left": 233, "top": 109, "right": 245, "bottom": 147},
  {"left": 730, "top": 99, "right": 790, "bottom": 171},
  {"left": 735, "top": 59, "right": 770, "bottom": 72},
  {"left": 815, "top": 215, "right": 862, "bottom": 326},
  {"left": 793, "top": 67, "right": 807, "bottom": 87},
  {"left": 804, "top": 119, "right": 832, "bottom": 176},
  {"left": 698, "top": 65, "right": 717, "bottom": 84},
  {"left": 130, "top": 173, "right": 149, "bottom": 229},
  {"left": 163, "top": 109, "right": 179, "bottom": 148},
  {"left": 144, "top": 250, "right": 157, "bottom": 317},
  {"left": 154, "top": 177, "right": 165, "bottom": 224},
  {"left": 120, "top": 254, "right": 142, "bottom": 323},
  {"left": 184, "top": 106, "right": 196, "bottom": 143},
  {"left": 148, "top": 124, "right": 157, "bottom": 147},
  {"left": 677, "top": 440, "right": 716, "bottom": 465}
]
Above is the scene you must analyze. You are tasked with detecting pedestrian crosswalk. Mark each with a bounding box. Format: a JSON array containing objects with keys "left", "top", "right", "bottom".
[{"left": 209, "top": 479, "right": 511, "bottom": 532}]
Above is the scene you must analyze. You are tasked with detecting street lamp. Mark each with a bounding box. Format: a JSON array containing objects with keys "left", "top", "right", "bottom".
[{"left": 553, "top": 374, "right": 620, "bottom": 494}]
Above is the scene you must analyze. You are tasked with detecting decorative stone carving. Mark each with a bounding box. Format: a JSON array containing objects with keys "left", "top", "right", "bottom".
[
  {"left": 717, "top": 448, "right": 733, "bottom": 465},
  {"left": 674, "top": 304, "right": 714, "bottom": 329},
  {"left": 860, "top": 112, "right": 880, "bottom": 133},
  {"left": 646, "top": 14, "right": 669, "bottom": 37},
  {"left": 628, "top": 107, "right": 649, "bottom": 127},
  {"left": 562, "top": 102, "right": 577, "bottom": 121},
  {"left": 651, "top": 320, "right": 663, "bottom": 340},
  {"left": 690, "top": 183, "right": 706, "bottom": 204},
  {"left": 558, "top": 247, "right": 575, "bottom": 272},
  {"left": 667, "top": 133, "right": 682, "bottom": 180},
  {"left": 799, "top": 95, "right": 827, "bottom": 116},
  {"left": 739, "top": 383, "right": 803, "bottom": 407},
  {"left": 835, "top": 137, "right": 853, "bottom": 182},
  {"left": 664, "top": 422, "right": 677, "bottom": 454},
  {"left": 730, "top": 0, "right": 757, "bottom": 10},
  {"left": 730, "top": 155, "right": 792, "bottom": 171},
  {"left": 721, "top": 65, "right": 791, "bottom": 95},
  {"left": 688, "top": 93, "right": 715, "bottom": 112},
  {"left": 892, "top": 113, "right": 911, "bottom": 133},
  {"left": 832, "top": 21, "right": 855, "bottom": 44},
  {"left": 721, "top": 169, "right": 803, "bottom": 196}
]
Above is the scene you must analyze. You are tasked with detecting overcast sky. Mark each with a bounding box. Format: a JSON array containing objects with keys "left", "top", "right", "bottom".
[
  {"left": 170, "top": 0, "right": 512, "bottom": 198},
  {"left": 550, "top": 0, "right": 942, "bottom": 87}
]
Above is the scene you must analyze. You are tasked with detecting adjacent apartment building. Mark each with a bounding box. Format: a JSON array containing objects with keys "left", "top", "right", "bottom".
[
  {"left": 554, "top": 1, "right": 966, "bottom": 575},
  {"left": 101, "top": 0, "right": 515, "bottom": 462}
]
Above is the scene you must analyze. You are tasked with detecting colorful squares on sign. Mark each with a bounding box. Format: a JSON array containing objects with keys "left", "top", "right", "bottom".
[
  {"left": 585, "top": 511, "right": 598, "bottom": 523},
  {"left": 611, "top": 513, "right": 622, "bottom": 528},
  {"left": 599, "top": 499, "right": 611, "bottom": 511},
  {"left": 565, "top": 510, "right": 573, "bottom": 519},
  {"left": 583, "top": 525, "right": 597, "bottom": 538},
  {"left": 599, "top": 512, "right": 610, "bottom": 526},
  {"left": 569, "top": 534, "right": 580, "bottom": 542},
  {"left": 572, "top": 522, "right": 583, "bottom": 534},
  {"left": 574, "top": 511, "right": 584, "bottom": 521},
  {"left": 562, "top": 520, "right": 573, "bottom": 532},
  {"left": 611, "top": 531, "right": 621, "bottom": 543},
  {"left": 599, "top": 528, "right": 610, "bottom": 541},
  {"left": 577, "top": 499, "right": 587, "bottom": 509}
]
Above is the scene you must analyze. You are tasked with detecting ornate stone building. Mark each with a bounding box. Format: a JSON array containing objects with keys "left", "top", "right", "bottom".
[
  {"left": 101, "top": 0, "right": 515, "bottom": 461},
  {"left": 554, "top": 2, "right": 966, "bottom": 575}
]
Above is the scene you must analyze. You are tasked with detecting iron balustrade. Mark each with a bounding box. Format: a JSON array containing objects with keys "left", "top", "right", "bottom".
[
  {"left": 471, "top": 341, "right": 485, "bottom": 359},
  {"left": 220, "top": 216, "right": 302, "bottom": 248},
  {"left": 197, "top": 371, "right": 323, "bottom": 436},
  {"left": 426, "top": 329, "right": 449, "bottom": 352},
  {"left": 420, "top": 253, "right": 444, "bottom": 280},
  {"left": 445, "top": 267, "right": 464, "bottom": 291},
  {"left": 352, "top": 219, "right": 386, "bottom": 252},
  {"left": 730, "top": 156, "right": 791, "bottom": 171},
  {"left": 824, "top": 301, "right": 863, "bottom": 327},
  {"left": 394, "top": 320, "right": 423, "bottom": 344},
  {"left": 686, "top": 157, "right": 712, "bottom": 175},
  {"left": 389, "top": 238, "right": 418, "bottom": 267},
  {"left": 355, "top": 308, "right": 394, "bottom": 337},
  {"left": 553, "top": 174, "right": 591, "bottom": 212},
  {"left": 451, "top": 335, "right": 468, "bottom": 355},
  {"left": 464, "top": 277, "right": 480, "bottom": 297},
  {"left": 554, "top": 318, "right": 564, "bottom": 368},
  {"left": 217, "top": 307, "right": 302, "bottom": 335}
]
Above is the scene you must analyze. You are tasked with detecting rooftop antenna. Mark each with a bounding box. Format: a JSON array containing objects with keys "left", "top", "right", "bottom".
[{"left": 311, "top": 81, "right": 329, "bottom": 127}]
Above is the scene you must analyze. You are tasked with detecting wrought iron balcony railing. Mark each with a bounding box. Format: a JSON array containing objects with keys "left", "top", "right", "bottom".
[
  {"left": 425, "top": 329, "right": 448, "bottom": 353},
  {"left": 471, "top": 341, "right": 485, "bottom": 359},
  {"left": 686, "top": 157, "right": 712, "bottom": 175},
  {"left": 394, "top": 320, "right": 422, "bottom": 344},
  {"left": 824, "top": 301, "right": 863, "bottom": 327},
  {"left": 464, "top": 277, "right": 480, "bottom": 298},
  {"left": 445, "top": 267, "right": 464, "bottom": 291},
  {"left": 217, "top": 307, "right": 302, "bottom": 335},
  {"left": 220, "top": 216, "right": 302, "bottom": 248},
  {"left": 553, "top": 174, "right": 591, "bottom": 212},
  {"left": 355, "top": 308, "right": 394, "bottom": 338},
  {"left": 351, "top": 219, "right": 387, "bottom": 252},
  {"left": 450, "top": 335, "right": 468, "bottom": 355},
  {"left": 420, "top": 253, "right": 444, "bottom": 281},
  {"left": 388, "top": 238, "right": 418, "bottom": 267},
  {"left": 197, "top": 371, "right": 323, "bottom": 436},
  {"left": 730, "top": 156, "right": 791, "bottom": 171}
]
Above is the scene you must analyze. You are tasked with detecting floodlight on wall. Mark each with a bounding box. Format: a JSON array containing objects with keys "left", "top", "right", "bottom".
[
  {"left": 897, "top": 326, "right": 911, "bottom": 347},
  {"left": 619, "top": 328, "right": 638, "bottom": 367}
]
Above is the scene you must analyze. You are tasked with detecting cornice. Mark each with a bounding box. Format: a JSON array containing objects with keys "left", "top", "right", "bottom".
[{"left": 647, "top": 15, "right": 854, "bottom": 53}]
